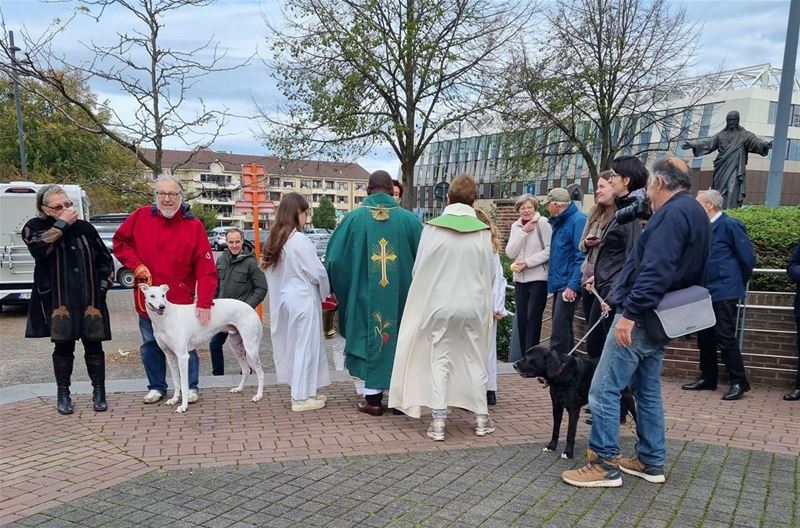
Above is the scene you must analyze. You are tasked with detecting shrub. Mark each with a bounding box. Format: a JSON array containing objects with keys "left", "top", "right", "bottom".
[
  {"left": 496, "top": 254, "right": 516, "bottom": 362},
  {"left": 727, "top": 206, "right": 800, "bottom": 292}
]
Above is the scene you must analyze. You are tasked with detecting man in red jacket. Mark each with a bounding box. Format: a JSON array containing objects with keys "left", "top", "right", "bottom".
[{"left": 113, "top": 175, "right": 218, "bottom": 404}]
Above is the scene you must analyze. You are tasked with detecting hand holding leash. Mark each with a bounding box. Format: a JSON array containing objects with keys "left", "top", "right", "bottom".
[
  {"left": 196, "top": 307, "right": 211, "bottom": 326},
  {"left": 134, "top": 264, "right": 152, "bottom": 283}
]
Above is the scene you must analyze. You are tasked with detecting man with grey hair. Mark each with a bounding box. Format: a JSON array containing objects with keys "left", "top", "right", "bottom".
[
  {"left": 113, "top": 174, "right": 218, "bottom": 404},
  {"left": 682, "top": 110, "right": 772, "bottom": 209},
  {"left": 541, "top": 188, "right": 586, "bottom": 356},
  {"left": 682, "top": 188, "right": 755, "bottom": 400},
  {"left": 563, "top": 158, "right": 709, "bottom": 488}
]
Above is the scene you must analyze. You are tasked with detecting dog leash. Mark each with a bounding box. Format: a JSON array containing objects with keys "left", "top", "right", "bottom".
[{"left": 567, "top": 284, "right": 610, "bottom": 357}]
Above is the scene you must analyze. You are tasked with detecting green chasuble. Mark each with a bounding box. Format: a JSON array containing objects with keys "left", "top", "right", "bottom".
[{"left": 325, "top": 193, "right": 423, "bottom": 389}]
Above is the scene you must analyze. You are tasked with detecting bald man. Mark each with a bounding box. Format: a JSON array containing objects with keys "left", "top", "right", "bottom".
[{"left": 563, "top": 157, "right": 710, "bottom": 488}]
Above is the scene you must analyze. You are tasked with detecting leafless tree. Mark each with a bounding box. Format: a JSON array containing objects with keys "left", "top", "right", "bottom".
[
  {"left": 263, "top": 0, "right": 536, "bottom": 205},
  {"left": 0, "top": 0, "right": 250, "bottom": 178},
  {"left": 497, "top": 0, "right": 715, "bottom": 188}
]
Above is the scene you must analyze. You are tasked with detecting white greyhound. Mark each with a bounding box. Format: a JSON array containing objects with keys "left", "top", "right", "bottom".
[{"left": 139, "top": 283, "right": 265, "bottom": 413}]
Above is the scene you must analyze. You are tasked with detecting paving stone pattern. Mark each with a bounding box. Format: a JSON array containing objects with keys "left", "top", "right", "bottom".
[{"left": 6, "top": 439, "right": 798, "bottom": 528}]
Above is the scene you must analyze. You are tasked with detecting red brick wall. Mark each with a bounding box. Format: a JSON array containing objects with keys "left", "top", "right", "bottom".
[
  {"left": 569, "top": 291, "right": 798, "bottom": 387},
  {"left": 494, "top": 199, "right": 518, "bottom": 253}
]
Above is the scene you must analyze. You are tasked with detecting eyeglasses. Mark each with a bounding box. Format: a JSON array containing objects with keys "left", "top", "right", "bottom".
[
  {"left": 156, "top": 191, "right": 181, "bottom": 199},
  {"left": 44, "top": 201, "right": 74, "bottom": 212}
]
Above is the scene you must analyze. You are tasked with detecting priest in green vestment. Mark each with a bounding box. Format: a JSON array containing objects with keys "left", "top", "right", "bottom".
[{"left": 325, "top": 170, "right": 423, "bottom": 416}]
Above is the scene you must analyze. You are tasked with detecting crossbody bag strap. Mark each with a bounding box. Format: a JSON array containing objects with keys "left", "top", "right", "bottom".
[{"left": 535, "top": 218, "right": 547, "bottom": 272}]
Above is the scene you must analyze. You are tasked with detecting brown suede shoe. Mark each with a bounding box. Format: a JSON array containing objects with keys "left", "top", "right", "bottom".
[{"left": 357, "top": 401, "right": 384, "bottom": 416}]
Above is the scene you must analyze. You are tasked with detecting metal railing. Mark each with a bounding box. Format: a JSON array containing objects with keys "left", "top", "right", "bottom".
[{"left": 505, "top": 269, "right": 798, "bottom": 377}]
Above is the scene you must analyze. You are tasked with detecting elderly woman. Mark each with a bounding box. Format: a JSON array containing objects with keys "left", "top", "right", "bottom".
[
  {"left": 22, "top": 185, "right": 114, "bottom": 414},
  {"left": 505, "top": 194, "right": 551, "bottom": 357},
  {"left": 389, "top": 174, "right": 496, "bottom": 441}
]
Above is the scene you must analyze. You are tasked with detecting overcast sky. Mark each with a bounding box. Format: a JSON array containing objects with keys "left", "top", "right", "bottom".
[{"left": 1, "top": 0, "right": 794, "bottom": 175}]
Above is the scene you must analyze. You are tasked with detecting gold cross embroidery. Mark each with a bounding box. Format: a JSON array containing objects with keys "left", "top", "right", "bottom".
[{"left": 371, "top": 238, "right": 397, "bottom": 287}]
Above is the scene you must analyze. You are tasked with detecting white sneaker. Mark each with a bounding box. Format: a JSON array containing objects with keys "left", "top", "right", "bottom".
[
  {"left": 475, "top": 415, "right": 496, "bottom": 436},
  {"left": 188, "top": 389, "right": 199, "bottom": 403},
  {"left": 143, "top": 390, "right": 164, "bottom": 404},
  {"left": 291, "top": 398, "right": 325, "bottom": 412},
  {"left": 427, "top": 418, "right": 446, "bottom": 441},
  {"left": 311, "top": 394, "right": 327, "bottom": 403}
]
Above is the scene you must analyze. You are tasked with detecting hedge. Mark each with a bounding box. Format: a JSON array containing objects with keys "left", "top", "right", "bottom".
[{"left": 727, "top": 205, "right": 800, "bottom": 292}]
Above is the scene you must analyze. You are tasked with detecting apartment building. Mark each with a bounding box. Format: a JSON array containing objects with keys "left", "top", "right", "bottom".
[{"left": 140, "top": 148, "right": 369, "bottom": 227}]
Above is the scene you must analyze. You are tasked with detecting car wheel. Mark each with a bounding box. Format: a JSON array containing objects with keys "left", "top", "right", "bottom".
[{"left": 118, "top": 268, "right": 135, "bottom": 289}]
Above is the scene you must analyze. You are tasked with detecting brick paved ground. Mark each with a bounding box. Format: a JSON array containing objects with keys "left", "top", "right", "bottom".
[
  {"left": 1, "top": 374, "right": 798, "bottom": 526},
  {"left": 6, "top": 439, "right": 799, "bottom": 528}
]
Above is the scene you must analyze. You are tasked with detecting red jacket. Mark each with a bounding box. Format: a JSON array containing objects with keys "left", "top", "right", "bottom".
[{"left": 113, "top": 204, "right": 218, "bottom": 316}]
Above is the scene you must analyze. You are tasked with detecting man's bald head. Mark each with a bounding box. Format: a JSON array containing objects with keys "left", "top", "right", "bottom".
[{"left": 367, "top": 170, "right": 394, "bottom": 195}]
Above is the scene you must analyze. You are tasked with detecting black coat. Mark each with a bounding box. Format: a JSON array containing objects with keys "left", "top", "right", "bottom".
[
  {"left": 22, "top": 217, "right": 113, "bottom": 342},
  {"left": 594, "top": 194, "right": 641, "bottom": 301}
]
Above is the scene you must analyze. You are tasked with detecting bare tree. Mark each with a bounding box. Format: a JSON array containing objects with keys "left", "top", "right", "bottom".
[
  {"left": 264, "top": 0, "right": 535, "bottom": 205},
  {"left": 0, "top": 0, "right": 249, "bottom": 177},
  {"left": 497, "top": 0, "right": 714, "bottom": 188}
]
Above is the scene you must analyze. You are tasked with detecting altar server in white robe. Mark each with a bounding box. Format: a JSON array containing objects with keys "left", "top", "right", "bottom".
[
  {"left": 261, "top": 192, "right": 331, "bottom": 412},
  {"left": 389, "top": 175, "right": 496, "bottom": 441},
  {"left": 474, "top": 208, "right": 508, "bottom": 407}
]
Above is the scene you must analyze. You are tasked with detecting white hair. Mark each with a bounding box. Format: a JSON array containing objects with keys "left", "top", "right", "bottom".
[{"left": 697, "top": 188, "right": 723, "bottom": 210}]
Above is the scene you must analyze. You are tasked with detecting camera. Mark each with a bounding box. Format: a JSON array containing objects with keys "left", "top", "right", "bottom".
[{"left": 615, "top": 196, "right": 652, "bottom": 224}]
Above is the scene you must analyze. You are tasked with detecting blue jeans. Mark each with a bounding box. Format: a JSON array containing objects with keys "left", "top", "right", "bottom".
[
  {"left": 209, "top": 332, "right": 228, "bottom": 375},
  {"left": 588, "top": 314, "right": 666, "bottom": 466},
  {"left": 138, "top": 316, "right": 199, "bottom": 392}
]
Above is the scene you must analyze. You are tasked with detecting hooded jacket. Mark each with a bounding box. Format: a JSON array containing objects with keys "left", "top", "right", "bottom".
[{"left": 547, "top": 202, "right": 587, "bottom": 294}]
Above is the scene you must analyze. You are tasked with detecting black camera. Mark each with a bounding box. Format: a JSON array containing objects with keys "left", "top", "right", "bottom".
[{"left": 615, "top": 196, "right": 652, "bottom": 224}]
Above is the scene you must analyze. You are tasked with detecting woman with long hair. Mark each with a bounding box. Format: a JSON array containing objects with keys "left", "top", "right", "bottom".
[
  {"left": 261, "top": 193, "right": 331, "bottom": 412},
  {"left": 475, "top": 208, "right": 507, "bottom": 406},
  {"left": 579, "top": 171, "right": 616, "bottom": 360}
]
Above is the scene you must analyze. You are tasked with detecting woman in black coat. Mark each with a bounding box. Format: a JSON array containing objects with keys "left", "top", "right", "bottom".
[{"left": 22, "top": 185, "right": 114, "bottom": 414}]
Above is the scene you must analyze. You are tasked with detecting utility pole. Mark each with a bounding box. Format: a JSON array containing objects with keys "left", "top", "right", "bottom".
[
  {"left": 765, "top": 0, "right": 800, "bottom": 207},
  {"left": 8, "top": 31, "right": 29, "bottom": 177}
]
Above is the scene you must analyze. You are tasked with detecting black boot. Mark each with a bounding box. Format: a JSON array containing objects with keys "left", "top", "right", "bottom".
[
  {"left": 85, "top": 352, "right": 108, "bottom": 412},
  {"left": 53, "top": 354, "right": 74, "bottom": 415},
  {"left": 486, "top": 391, "right": 497, "bottom": 406}
]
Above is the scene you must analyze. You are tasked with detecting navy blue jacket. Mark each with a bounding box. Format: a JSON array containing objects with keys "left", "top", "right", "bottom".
[
  {"left": 612, "top": 190, "right": 710, "bottom": 322},
  {"left": 787, "top": 238, "right": 800, "bottom": 314},
  {"left": 705, "top": 213, "right": 756, "bottom": 302},
  {"left": 547, "top": 202, "right": 587, "bottom": 293}
]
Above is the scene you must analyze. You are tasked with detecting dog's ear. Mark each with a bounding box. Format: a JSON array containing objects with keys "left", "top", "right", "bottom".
[
  {"left": 138, "top": 283, "right": 149, "bottom": 293},
  {"left": 160, "top": 284, "right": 169, "bottom": 294},
  {"left": 546, "top": 350, "right": 563, "bottom": 378}
]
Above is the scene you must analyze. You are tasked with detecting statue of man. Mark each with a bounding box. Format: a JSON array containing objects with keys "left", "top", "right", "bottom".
[{"left": 682, "top": 111, "right": 773, "bottom": 209}]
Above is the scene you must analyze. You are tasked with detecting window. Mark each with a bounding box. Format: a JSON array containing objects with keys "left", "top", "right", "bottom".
[
  {"left": 787, "top": 139, "right": 800, "bottom": 161},
  {"left": 199, "top": 173, "right": 232, "bottom": 185},
  {"left": 312, "top": 194, "right": 323, "bottom": 203},
  {"left": 692, "top": 158, "right": 703, "bottom": 170},
  {"left": 355, "top": 183, "right": 366, "bottom": 192},
  {"left": 337, "top": 181, "right": 349, "bottom": 191},
  {"left": 767, "top": 102, "right": 800, "bottom": 127},
  {"left": 300, "top": 180, "right": 312, "bottom": 189},
  {"left": 355, "top": 196, "right": 365, "bottom": 205},
  {"left": 698, "top": 103, "right": 717, "bottom": 138},
  {"left": 337, "top": 195, "right": 348, "bottom": 204},
  {"left": 325, "top": 180, "right": 335, "bottom": 190},
  {"left": 283, "top": 180, "right": 295, "bottom": 188},
  {"left": 269, "top": 192, "right": 281, "bottom": 201},
  {"left": 268, "top": 177, "right": 280, "bottom": 186},
  {"left": 312, "top": 180, "right": 323, "bottom": 189}
]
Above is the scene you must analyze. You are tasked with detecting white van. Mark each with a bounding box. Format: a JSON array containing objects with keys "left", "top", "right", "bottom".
[{"left": 0, "top": 182, "right": 90, "bottom": 308}]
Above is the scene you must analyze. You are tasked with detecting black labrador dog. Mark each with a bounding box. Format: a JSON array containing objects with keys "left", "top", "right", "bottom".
[{"left": 513, "top": 345, "right": 596, "bottom": 459}]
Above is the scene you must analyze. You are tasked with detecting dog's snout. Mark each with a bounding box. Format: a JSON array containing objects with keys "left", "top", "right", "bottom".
[{"left": 512, "top": 360, "right": 521, "bottom": 371}]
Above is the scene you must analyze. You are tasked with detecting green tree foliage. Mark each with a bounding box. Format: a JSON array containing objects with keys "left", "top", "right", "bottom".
[
  {"left": 727, "top": 206, "right": 800, "bottom": 292},
  {"left": 312, "top": 196, "right": 336, "bottom": 230},
  {"left": 189, "top": 203, "right": 220, "bottom": 232},
  {"left": 0, "top": 75, "right": 151, "bottom": 212},
  {"left": 266, "top": 0, "right": 533, "bottom": 205},
  {"left": 498, "top": 0, "right": 707, "bottom": 188}
]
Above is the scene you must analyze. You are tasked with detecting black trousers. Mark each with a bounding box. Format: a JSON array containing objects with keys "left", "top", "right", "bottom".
[
  {"left": 795, "top": 309, "right": 800, "bottom": 389},
  {"left": 696, "top": 299, "right": 748, "bottom": 386},
  {"left": 53, "top": 339, "right": 104, "bottom": 359},
  {"left": 551, "top": 290, "right": 581, "bottom": 356},
  {"left": 514, "top": 281, "right": 548, "bottom": 355},
  {"left": 583, "top": 296, "right": 615, "bottom": 360}
]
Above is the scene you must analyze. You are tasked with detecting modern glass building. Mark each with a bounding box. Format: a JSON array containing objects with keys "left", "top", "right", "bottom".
[{"left": 412, "top": 64, "right": 800, "bottom": 211}]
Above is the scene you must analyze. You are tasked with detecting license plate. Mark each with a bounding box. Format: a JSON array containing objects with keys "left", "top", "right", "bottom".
[{"left": 18, "top": 292, "right": 31, "bottom": 300}]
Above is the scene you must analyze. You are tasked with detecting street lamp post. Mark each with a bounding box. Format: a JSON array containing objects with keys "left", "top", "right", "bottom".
[{"left": 8, "top": 31, "right": 29, "bottom": 177}]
